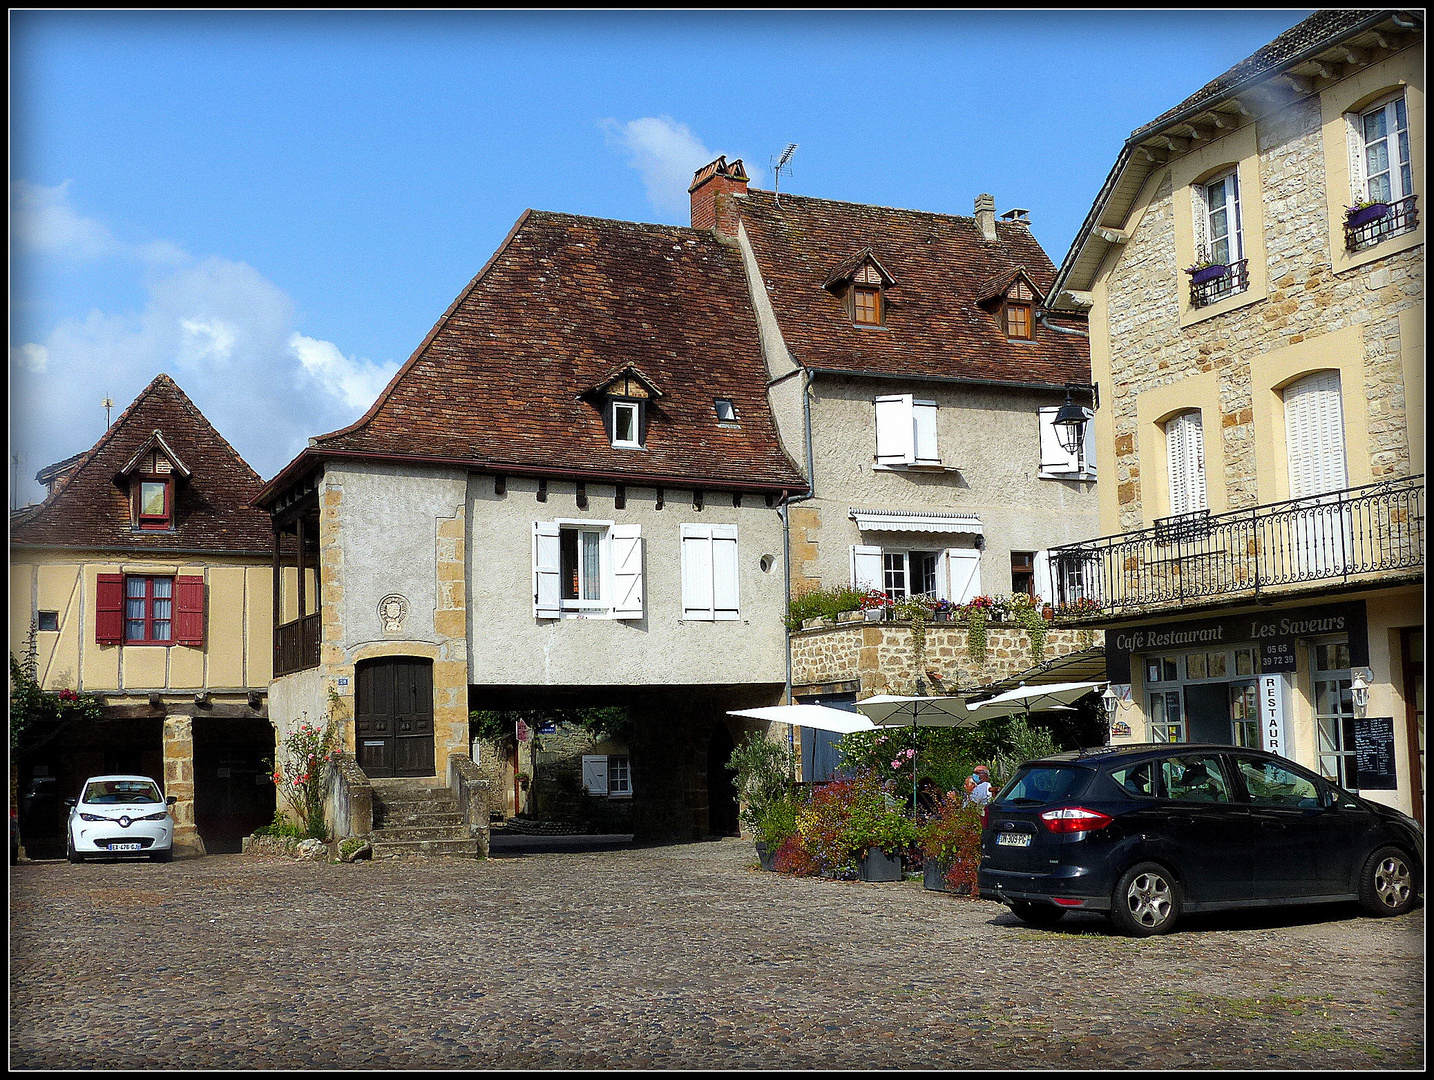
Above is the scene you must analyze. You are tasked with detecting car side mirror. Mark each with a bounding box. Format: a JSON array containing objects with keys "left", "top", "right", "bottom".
[
  {"left": 1319, "top": 789, "right": 1339, "bottom": 809},
  {"left": 166, "top": 796, "right": 177, "bottom": 806},
  {"left": 63, "top": 798, "right": 76, "bottom": 808}
]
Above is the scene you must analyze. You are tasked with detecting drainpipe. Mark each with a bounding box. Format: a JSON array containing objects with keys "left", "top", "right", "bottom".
[
  {"left": 1036, "top": 308, "right": 1091, "bottom": 338},
  {"left": 777, "top": 367, "right": 818, "bottom": 777}
]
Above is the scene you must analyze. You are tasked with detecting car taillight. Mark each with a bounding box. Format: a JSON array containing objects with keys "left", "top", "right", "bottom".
[
  {"left": 1039, "top": 807, "right": 1114, "bottom": 833},
  {"left": 980, "top": 804, "right": 990, "bottom": 829}
]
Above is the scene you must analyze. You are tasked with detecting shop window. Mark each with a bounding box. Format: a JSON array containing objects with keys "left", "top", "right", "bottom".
[
  {"left": 1230, "top": 683, "right": 1259, "bottom": 748},
  {"left": 1312, "top": 638, "right": 1357, "bottom": 789}
]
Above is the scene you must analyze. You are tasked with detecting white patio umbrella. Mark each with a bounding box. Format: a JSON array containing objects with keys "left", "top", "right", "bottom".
[
  {"left": 851, "top": 695, "right": 979, "bottom": 813},
  {"left": 965, "top": 681, "right": 1104, "bottom": 720},
  {"left": 727, "top": 703, "right": 877, "bottom": 735}
]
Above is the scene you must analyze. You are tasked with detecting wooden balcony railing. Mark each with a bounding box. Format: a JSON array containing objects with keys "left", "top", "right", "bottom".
[
  {"left": 274, "top": 612, "right": 321, "bottom": 677},
  {"left": 1050, "top": 475, "right": 1424, "bottom": 619}
]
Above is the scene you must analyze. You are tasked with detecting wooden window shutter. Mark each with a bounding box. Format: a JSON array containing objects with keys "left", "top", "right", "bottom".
[
  {"left": 850, "top": 545, "right": 883, "bottom": 592},
  {"left": 1284, "top": 372, "right": 1347, "bottom": 498},
  {"left": 610, "top": 525, "right": 644, "bottom": 620},
  {"left": 1166, "top": 411, "right": 1207, "bottom": 515},
  {"left": 912, "top": 400, "right": 939, "bottom": 464},
  {"left": 1038, "top": 406, "right": 1078, "bottom": 476},
  {"left": 944, "top": 548, "right": 983, "bottom": 604},
  {"left": 96, "top": 574, "right": 125, "bottom": 644},
  {"left": 533, "top": 522, "right": 561, "bottom": 619},
  {"left": 681, "top": 524, "right": 715, "bottom": 620},
  {"left": 711, "top": 524, "right": 740, "bottom": 621},
  {"left": 1080, "top": 407, "right": 1098, "bottom": 477},
  {"left": 174, "top": 575, "right": 206, "bottom": 647},
  {"left": 875, "top": 395, "right": 914, "bottom": 464}
]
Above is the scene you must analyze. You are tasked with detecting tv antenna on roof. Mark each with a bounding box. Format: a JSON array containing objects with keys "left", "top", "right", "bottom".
[
  {"left": 103, "top": 396, "right": 114, "bottom": 428},
  {"left": 772, "top": 143, "right": 798, "bottom": 208}
]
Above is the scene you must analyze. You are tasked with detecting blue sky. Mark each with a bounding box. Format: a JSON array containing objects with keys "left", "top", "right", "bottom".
[{"left": 10, "top": 8, "right": 1312, "bottom": 505}]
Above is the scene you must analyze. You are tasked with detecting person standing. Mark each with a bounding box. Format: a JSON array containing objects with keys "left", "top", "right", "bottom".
[{"left": 964, "top": 765, "right": 993, "bottom": 804}]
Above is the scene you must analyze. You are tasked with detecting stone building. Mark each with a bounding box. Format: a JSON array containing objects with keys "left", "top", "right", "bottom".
[
  {"left": 256, "top": 211, "right": 806, "bottom": 841},
  {"left": 684, "top": 159, "right": 1103, "bottom": 775},
  {"left": 1043, "top": 10, "right": 1424, "bottom": 820},
  {"left": 9, "top": 374, "right": 279, "bottom": 856}
]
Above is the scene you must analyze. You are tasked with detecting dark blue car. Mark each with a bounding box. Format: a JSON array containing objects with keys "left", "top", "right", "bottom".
[{"left": 978, "top": 743, "right": 1423, "bottom": 936}]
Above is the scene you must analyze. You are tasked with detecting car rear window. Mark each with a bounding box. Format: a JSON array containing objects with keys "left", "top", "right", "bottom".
[
  {"left": 82, "top": 780, "right": 163, "bottom": 805},
  {"left": 996, "top": 765, "right": 1091, "bottom": 805}
]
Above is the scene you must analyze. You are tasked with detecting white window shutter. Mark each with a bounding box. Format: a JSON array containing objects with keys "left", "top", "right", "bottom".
[
  {"left": 582, "top": 755, "right": 609, "bottom": 796},
  {"left": 875, "top": 395, "right": 914, "bottom": 464},
  {"left": 1080, "top": 407, "right": 1097, "bottom": 477},
  {"left": 682, "top": 524, "right": 715, "bottom": 619},
  {"left": 1038, "top": 406, "right": 1079, "bottom": 476},
  {"left": 913, "top": 400, "right": 939, "bottom": 465},
  {"left": 610, "top": 525, "right": 644, "bottom": 619},
  {"left": 533, "top": 521, "right": 561, "bottom": 618},
  {"left": 851, "top": 545, "right": 883, "bottom": 591},
  {"left": 1346, "top": 111, "right": 1368, "bottom": 202},
  {"left": 1228, "top": 171, "right": 1244, "bottom": 262},
  {"left": 1033, "top": 549, "right": 1053, "bottom": 606},
  {"left": 1191, "top": 183, "right": 1210, "bottom": 260},
  {"left": 1166, "top": 411, "right": 1208, "bottom": 515},
  {"left": 945, "top": 548, "right": 982, "bottom": 604},
  {"left": 1284, "top": 371, "right": 1347, "bottom": 498},
  {"left": 711, "top": 525, "right": 740, "bottom": 621}
]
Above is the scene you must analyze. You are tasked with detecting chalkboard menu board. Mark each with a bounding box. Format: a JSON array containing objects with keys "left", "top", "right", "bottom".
[{"left": 1354, "top": 715, "right": 1397, "bottom": 790}]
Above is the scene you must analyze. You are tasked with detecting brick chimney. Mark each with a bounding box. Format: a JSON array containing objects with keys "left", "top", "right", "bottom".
[
  {"left": 689, "top": 156, "right": 749, "bottom": 236},
  {"left": 974, "top": 193, "right": 998, "bottom": 242}
]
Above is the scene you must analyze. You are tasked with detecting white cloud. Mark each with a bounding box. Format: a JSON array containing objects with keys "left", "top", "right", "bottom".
[
  {"left": 290, "top": 333, "right": 399, "bottom": 413},
  {"left": 599, "top": 115, "right": 765, "bottom": 219},
  {"left": 9, "top": 183, "right": 398, "bottom": 503}
]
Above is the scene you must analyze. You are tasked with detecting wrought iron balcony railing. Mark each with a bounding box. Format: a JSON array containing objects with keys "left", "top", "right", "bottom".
[
  {"left": 1345, "top": 194, "right": 1419, "bottom": 252},
  {"left": 1049, "top": 475, "right": 1424, "bottom": 618},
  {"left": 1189, "top": 259, "right": 1249, "bottom": 308},
  {"left": 274, "top": 611, "right": 321, "bottom": 677}
]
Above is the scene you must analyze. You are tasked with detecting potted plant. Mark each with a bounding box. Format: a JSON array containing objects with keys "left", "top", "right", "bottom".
[
  {"left": 754, "top": 797, "right": 798, "bottom": 871},
  {"left": 1184, "top": 258, "right": 1228, "bottom": 285},
  {"left": 1345, "top": 199, "right": 1390, "bottom": 228},
  {"left": 860, "top": 589, "right": 890, "bottom": 622},
  {"left": 727, "top": 733, "right": 796, "bottom": 867},
  {"left": 917, "top": 792, "right": 985, "bottom": 894},
  {"left": 844, "top": 779, "right": 918, "bottom": 882}
]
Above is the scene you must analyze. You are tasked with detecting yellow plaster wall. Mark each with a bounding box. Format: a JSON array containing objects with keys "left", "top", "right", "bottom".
[{"left": 206, "top": 566, "right": 246, "bottom": 687}]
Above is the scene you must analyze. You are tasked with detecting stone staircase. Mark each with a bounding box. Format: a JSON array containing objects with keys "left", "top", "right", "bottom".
[{"left": 369, "top": 778, "right": 482, "bottom": 859}]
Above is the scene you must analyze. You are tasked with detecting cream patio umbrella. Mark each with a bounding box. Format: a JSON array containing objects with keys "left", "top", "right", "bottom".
[
  {"left": 851, "top": 694, "right": 980, "bottom": 813},
  {"left": 964, "top": 681, "right": 1105, "bottom": 721}
]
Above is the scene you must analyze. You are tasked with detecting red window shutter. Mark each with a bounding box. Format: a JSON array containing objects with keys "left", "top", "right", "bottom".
[
  {"left": 174, "top": 575, "right": 206, "bottom": 647},
  {"left": 96, "top": 574, "right": 124, "bottom": 645}
]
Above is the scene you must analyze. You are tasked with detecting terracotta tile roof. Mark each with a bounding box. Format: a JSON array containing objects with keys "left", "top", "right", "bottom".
[
  {"left": 734, "top": 190, "right": 1089, "bottom": 384},
  {"left": 10, "top": 374, "right": 273, "bottom": 552},
  {"left": 307, "top": 210, "right": 805, "bottom": 490}
]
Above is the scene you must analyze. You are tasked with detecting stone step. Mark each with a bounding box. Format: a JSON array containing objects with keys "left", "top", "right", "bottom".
[
  {"left": 372, "top": 823, "right": 470, "bottom": 843},
  {"left": 375, "top": 809, "right": 464, "bottom": 828},
  {"left": 370, "top": 836, "right": 482, "bottom": 859}
]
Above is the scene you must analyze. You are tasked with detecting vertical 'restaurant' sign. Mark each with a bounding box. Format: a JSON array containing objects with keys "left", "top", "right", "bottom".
[{"left": 1259, "top": 674, "right": 1288, "bottom": 757}]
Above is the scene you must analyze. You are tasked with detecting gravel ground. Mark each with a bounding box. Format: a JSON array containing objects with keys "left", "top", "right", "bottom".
[{"left": 9, "top": 838, "right": 1425, "bottom": 1070}]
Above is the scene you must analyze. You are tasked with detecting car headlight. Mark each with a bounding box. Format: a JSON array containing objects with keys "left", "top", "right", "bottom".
[
  {"left": 78, "top": 813, "right": 106, "bottom": 822},
  {"left": 140, "top": 811, "right": 169, "bottom": 821}
]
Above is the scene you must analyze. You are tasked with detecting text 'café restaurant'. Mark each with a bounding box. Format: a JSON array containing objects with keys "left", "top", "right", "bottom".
[{"left": 1102, "top": 597, "right": 1423, "bottom": 823}]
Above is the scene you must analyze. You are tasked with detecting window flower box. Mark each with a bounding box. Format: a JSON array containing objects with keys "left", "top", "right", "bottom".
[
  {"left": 1186, "top": 263, "right": 1228, "bottom": 285},
  {"left": 1345, "top": 202, "right": 1390, "bottom": 229}
]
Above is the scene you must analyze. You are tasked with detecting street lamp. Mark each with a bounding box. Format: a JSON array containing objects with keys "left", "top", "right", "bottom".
[
  {"left": 1052, "top": 383, "right": 1097, "bottom": 455},
  {"left": 1350, "top": 669, "right": 1372, "bottom": 714},
  {"left": 1101, "top": 683, "right": 1120, "bottom": 722}
]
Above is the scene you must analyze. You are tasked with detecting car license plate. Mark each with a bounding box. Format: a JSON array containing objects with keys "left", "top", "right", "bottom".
[
  {"left": 108, "top": 842, "right": 142, "bottom": 851},
  {"left": 996, "top": 833, "right": 1031, "bottom": 847}
]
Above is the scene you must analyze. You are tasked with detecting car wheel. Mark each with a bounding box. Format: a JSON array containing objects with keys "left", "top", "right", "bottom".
[
  {"left": 1008, "top": 900, "right": 1065, "bottom": 927},
  {"left": 150, "top": 847, "right": 173, "bottom": 864},
  {"left": 66, "top": 835, "right": 83, "bottom": 864},
  {"left": 1110, "top": 862, "right": 1182, "bottom": 937},
  {"left": 1357, "top": 846, "right": 1417, "bottom": 917}
]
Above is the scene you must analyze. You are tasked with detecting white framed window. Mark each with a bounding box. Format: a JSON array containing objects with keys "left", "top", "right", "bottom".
[
  {"left": 680, "top": 523, "right": 740, "bottom": 620},
  {"left": 582, "top": 754, "right": 631, "bottom": 796},
  {"left": 1354, "top": 94, "right": 1412, "bottom": 206},
  {"left": 1195, "top": 170, "right": 1244, "bottom": 268},
  {"left": 874, "top": 395, "right": 939, "bottom": 467},
  {"left": 608, "top": 755, "right": 631, "bottom": 796},
  {"left": 611, "top": 401, "right": 643, "bottom": 449},
  {"left": 1164, "top": 410, "right": 1208, "bottom": 516},
  {"left": 533, "top": 521, "right": 643, "bottom": 620},
  {"left": 852, "top": 545, "right": 979, "bottom": 603},
  {"left": 1037, "top": 406, "right": 1096, "bottom": 480}
]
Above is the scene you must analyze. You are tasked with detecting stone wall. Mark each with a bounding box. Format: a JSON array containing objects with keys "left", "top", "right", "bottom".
[{"left": 790, "top": 619, "right": 1102, "bottom": 695}]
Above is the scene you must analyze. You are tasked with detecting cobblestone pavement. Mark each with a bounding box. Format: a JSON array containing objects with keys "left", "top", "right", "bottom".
[{"left": 9, "top": 838, "right": 1425, "bottom": 1070}]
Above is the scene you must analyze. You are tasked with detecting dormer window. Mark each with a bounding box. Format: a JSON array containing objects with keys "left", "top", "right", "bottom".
[
  {"left": 976, "top": 267, "right": 1043, "bottom": 342},
  {"left": 117, "top": 431, "right": 190, "bottom": 532},
  {"left": 824, "top": 247, "right": 896, "bottom": 328},
  {"left": 611, "top": 400, "right": 643, "bottom": 449}
]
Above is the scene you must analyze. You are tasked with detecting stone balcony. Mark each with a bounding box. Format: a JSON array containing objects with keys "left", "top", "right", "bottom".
[{"left": 790, "top": 613, "right": 1102, "bottom": 698}]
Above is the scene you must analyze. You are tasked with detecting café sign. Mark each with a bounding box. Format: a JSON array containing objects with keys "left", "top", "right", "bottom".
[{"left": 1104, "top": 600, "right": 1367, "bottom": 682}]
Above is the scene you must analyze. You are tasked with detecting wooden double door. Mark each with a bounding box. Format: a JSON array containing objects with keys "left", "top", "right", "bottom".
[{"left": 355, "top": 657, "right": 435, "bottom": 778}]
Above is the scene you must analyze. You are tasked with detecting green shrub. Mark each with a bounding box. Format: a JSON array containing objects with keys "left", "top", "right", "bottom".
[
  {"left": 253, "top": 810, "right": 305, "bottom": 840},
  {"left": 727, "top": 733, "right": 795, "bottom": 832},
  {"left": 785, "top": 584, "right": 868, "bottom": 631}
]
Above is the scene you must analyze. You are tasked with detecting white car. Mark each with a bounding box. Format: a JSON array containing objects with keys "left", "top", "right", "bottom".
[{"left": 65, "top": 775, "right": 176, "bottom": 863}]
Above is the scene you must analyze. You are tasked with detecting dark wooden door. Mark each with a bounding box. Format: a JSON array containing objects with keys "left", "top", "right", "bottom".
[{"left": 356, "top": 658, "right": 435, "bottom": 778}]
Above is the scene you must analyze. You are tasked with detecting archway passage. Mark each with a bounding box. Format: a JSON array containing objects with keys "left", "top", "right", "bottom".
[
  {"left": 356, "top": 657, "right": 435, "bottom": 777},
  {"left": 706, "top": 723, "right": 740, "bottom": 837},
  {"left": 192, "top": 717, "right": 277, "bottom": 854}
]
